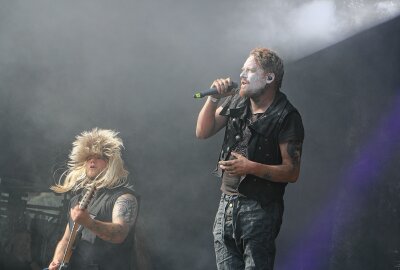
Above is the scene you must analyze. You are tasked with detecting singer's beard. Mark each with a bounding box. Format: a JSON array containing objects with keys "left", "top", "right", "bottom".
[{"left": 240, "top": 84, "right": 267, "bottom": 98}]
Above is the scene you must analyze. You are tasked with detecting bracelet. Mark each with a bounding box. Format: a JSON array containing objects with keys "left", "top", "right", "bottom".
[{"left": 209, "top": 97, "right": 220, "bottom": 103}]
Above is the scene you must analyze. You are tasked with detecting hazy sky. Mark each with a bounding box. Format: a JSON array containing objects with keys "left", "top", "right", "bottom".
[{"left": 225, "top": 0, "right": 400, "bottom": 59}]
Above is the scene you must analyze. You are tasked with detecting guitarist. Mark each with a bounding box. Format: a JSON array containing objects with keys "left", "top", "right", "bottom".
[{"left": 48, "top": 128, "right": 139, "bottom": 270}]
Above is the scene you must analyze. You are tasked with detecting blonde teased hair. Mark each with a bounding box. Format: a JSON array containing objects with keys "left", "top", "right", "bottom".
[{"left": 51, "top": 128, "right": 129, "bottom": 193}]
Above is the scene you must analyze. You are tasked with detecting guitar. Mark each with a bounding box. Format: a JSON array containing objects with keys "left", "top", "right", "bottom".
[{"left": 58, "top": 185, "right": 96, "bottom": 270}]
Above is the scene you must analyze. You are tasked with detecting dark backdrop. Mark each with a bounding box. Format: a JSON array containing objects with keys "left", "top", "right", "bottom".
[{"left": 0, "top": 1, "right": 399, "bottom": 269}]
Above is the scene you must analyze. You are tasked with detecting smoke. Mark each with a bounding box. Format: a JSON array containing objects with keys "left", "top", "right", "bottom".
[
  {"left": 0, "top": 0, "right": 399, "bottom": 269},
  {"left": 226, "top": 0, "right": 400, "bottom": 60}
]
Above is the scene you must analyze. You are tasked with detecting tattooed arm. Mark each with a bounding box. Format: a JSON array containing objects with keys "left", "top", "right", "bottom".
[
  {"left": 257, "top": 140, "right": 303, "bottom": 182},
  {"left": 72, "top": 193, "right": 138, "bottom": 244},
  {"left": 219, "top": 140, "right": 303, "bottom": 183}
]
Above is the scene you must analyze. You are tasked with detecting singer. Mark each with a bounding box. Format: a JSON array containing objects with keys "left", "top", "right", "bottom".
[{"left": 196, "top": 48, "right": 304, "bottom": 270}]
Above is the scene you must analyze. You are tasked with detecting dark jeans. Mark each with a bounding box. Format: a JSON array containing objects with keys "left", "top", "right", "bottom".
[{"left": 213, "top": 194, "right": 284, "bottom": 270}]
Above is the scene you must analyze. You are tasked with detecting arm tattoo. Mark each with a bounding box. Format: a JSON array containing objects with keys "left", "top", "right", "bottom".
[
  {"left": 84, "top": 194, "right": 138, "bottom": 243},
  {"left": 90, "top": 220, "right": 124, "bottom": 243},
  {"left": 287, "top": 141, "right": 303, "bottom": 168},
  {"left": 112, "top": 194, "right": 138, "bottom": 227},
  {"left": 263, "top": 172, "right": 273, "bottom": 180}
]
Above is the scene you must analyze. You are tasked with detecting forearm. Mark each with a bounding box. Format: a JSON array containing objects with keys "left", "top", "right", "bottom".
[
  {"left": 52, "top": 238, "right": 68, "bottom": 262},
  {"left": 196, "top": 97, "right": 221, "bottom": 139},
  {"left": 85, "top": 219, "right": 128, "bottom": 244},
  {"left": 248, "top": 161, "right": 300, "bottom": 183}
]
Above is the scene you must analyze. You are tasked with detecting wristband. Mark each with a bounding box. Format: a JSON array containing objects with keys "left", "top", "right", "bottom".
[{"left": 209, "top": 97, "right": 220, "bottom": 103}]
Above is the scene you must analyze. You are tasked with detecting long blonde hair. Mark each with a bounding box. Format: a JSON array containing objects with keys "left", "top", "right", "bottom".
[{"left": 51, "top": 128, "right": 129, "bottom": 193}]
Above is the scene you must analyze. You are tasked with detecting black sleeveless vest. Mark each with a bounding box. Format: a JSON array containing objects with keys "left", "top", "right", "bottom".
[
  {"left": 68, "top": 185, "right": 139, "bottom": 270},
  {"left": 215, "top": 91, "right": 300, "bottom": 206}
]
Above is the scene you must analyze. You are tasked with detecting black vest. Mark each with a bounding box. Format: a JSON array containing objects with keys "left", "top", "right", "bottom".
[
  {"left": 216, "top": 91, "right": 299, "bottom": 206},
  {"left": 69, "top": 185, "right": 139, "bottom": 270}
]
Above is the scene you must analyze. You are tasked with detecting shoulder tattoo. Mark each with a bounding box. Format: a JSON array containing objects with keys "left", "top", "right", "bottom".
[{"left": 112, "top": 194, "right": 138, "bottom": 227}]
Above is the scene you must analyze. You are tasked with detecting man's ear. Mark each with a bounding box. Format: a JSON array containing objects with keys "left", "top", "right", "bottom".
[{"left": 266, "top": 73, "right": 275, "bottom": 84}]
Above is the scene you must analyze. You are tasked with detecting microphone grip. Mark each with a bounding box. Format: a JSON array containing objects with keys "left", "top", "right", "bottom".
[
  {"left": 194, "top": 89, "right": 218, "bottom": 98},
  {"left": 194, "top": 82, "right": 238, "bottom": 98}
]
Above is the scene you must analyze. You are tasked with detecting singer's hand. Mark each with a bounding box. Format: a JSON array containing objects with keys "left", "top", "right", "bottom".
[
  {"left": 210, "top": 77, "right": 235, "bottom": 98},
  {"left": 219, "top": 152, "right": 254, "bottom": 176}
]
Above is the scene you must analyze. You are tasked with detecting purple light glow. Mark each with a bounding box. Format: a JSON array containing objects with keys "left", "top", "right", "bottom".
[{"left": 278, "top": 92, "right": 400, "bottom": 270}]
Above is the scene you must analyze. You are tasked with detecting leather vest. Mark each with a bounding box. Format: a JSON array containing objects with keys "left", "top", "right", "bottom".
[
  {"left": 69, "top": 185, "right": 139, "bottom": 270},
  {"left": 215, "top": 91, "right": 299, "bottom": 206}
]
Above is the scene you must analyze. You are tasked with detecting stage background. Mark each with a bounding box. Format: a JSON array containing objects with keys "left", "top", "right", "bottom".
[{"left": 0, "top": 1, "right": 399, "bottom": 269}]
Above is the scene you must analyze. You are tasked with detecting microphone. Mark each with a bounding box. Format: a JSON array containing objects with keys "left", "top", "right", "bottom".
[{"left": 193, "top": 82, "right": 238, "bottom": 98}]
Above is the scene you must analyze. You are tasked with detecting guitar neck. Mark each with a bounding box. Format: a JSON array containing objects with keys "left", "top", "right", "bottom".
[
  {"left": 58, "top": 186, "right": 96, "bottom": 270},
  {"left": 59, "top": 222, "right": 81, "bottom": 269}
]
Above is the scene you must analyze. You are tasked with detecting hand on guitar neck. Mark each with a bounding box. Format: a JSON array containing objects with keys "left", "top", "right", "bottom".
[
  {"left": 48, "top": 186, "right": 96, "bottom": 270},
  {"left": 70, "top": 204, "right": 93, "bottom": 228}
]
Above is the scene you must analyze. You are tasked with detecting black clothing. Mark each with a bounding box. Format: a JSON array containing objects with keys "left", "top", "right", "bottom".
[
  {"left": 68, "top": 185, "right": 139, "bottom": 270},
  {"left": 215, "top": 91, "right": 304, "bottom": 206},
  {"left": 221, "top": 112, "right": 263, "bottom": 194}
]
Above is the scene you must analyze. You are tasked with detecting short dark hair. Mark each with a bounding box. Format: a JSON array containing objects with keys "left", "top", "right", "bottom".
[{"left": 250, "top": 48, "right": 284, "bottom": 90}]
